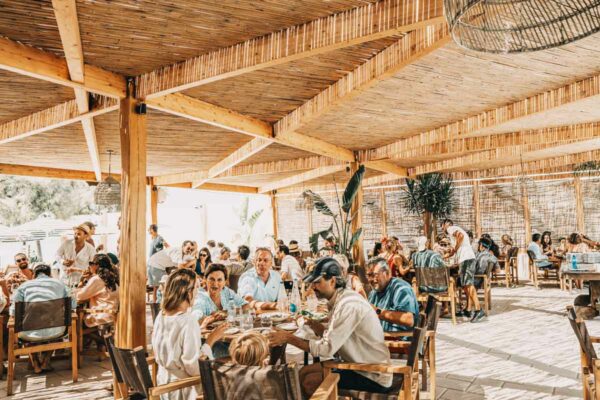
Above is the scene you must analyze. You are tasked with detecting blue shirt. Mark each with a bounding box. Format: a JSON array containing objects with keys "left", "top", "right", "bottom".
[
  {"left": 191, "top": 286, "right": 247, "bottom": 321},
  {"left": 237, "top": 268, "right": 281, "bottom": 302},
  {"left": 368, "top": 277, "right": 419, "bottom": 332},
  {"left": 10, "top": 274, "right": 75, "bottom": 340},
  {"left": 528, "top": 242, "right": 552, "bottom": 267}
]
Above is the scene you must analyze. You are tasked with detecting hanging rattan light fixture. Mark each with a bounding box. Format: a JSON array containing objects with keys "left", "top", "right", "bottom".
[
  {"left": 445, "top": 0, "right": 600, "bottom": 53},
  {"left": 94, "top": 150, "right": 121, "bottom": 208}
]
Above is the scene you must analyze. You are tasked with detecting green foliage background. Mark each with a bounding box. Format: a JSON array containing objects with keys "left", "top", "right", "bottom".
[{"left": 0, "top": 176, "right": 97, "bottom": 226}]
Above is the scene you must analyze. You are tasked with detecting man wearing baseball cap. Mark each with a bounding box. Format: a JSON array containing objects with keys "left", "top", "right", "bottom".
[
  {"left": 268, "top": 257, "right": 392, "bottom": 397},
  {"left": 55, "top": 224, "right": 96, "bottom": 285}
]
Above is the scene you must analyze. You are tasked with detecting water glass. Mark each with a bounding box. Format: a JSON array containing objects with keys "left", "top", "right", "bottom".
[
  {"left": 240, "top": 313, "right": 253, "bottom": 331},
  {"left": 260, "top": 316, "right": 273, "bottom": 329}
]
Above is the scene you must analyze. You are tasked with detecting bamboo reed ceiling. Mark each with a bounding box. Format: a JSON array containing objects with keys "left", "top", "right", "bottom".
[{"left": 2, "top": 0, "right": 600, "bottom": 189}]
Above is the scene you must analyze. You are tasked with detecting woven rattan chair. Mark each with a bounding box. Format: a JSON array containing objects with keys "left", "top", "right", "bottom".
[
  {"left": 199, "top": 360, "right": 339, "bottom": 400},
  {"left": 493, "top": 247, "right": 519, "bottom": 288},
  {"left": 414, "top": 266, "right": 457, "bottom": 325},
  {"left": 7, "top": 297, "right": 78, "bottom": 395},
  {"left": 567, "top": 306, "right": 600, "bottom": 400},
  {"left": 77, "top": 306, "right": 117, "bottom": 364},
  {"left": 323, "top": 326, "right": 425, "bottom": 400}
]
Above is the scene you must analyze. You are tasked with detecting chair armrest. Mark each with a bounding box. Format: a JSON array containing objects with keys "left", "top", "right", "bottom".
[
  {"left": 310, "top": 373, "right": 339, "bottom": 400},
  {"left": 146, "top": 355, "right": 155, "bottom": 365},
  {"left": 7, "top": 315, "right": 14, "bottom": 328},
  {"left": 322, "top": 360, "right": 411, "bottom": 374},
  {"left": 148, "top": 376, "right": 201, "bottom": 397},
  {"left": 590, "top": 336, "right": 600, "bottom": 343},
  {"left": 386, "top": 341, "right": 410, "bottom": 350},
  {"left": 385, "top": 331, "right": 413, "bottom": 340},
  {"left": 71, "top": 311, "right": 78, "bottom": 321}
]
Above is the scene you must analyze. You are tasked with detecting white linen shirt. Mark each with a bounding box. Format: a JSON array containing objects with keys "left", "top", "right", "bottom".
[
  {"left": 152, "top": 309, "right": 213, "bottom": 400},
  {"left": 308, "top": 289, "right": 392, "bottom": 388},
  {"left": 280, "top": 255, "right": 303, "bottom": 282},
  {"left": 55, "top": 239, "right": 96, "bottom": 283},
  {"left": 148, "top": 247, "right": 192, "bottom": 271},
  {"left": 447, "top": 225, "right": 476, "bottom": 264},
  {"left": 237, "top": 268, "right": 281, "bottom": 302}
]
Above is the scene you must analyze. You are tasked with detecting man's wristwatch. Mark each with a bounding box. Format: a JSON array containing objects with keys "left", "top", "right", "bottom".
[{"left": 376, "top": 307, "right": 382, "bottom": 315}]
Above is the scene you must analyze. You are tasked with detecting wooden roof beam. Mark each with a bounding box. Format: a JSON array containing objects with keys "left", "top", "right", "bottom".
[
  {"left": 0, "top": 36, "right": 125, "bottom": 98},
  {"left": 217, "top": 156, "right": 345, "bottom": 178},
  {"left": 413, "top": 136, "right": 600, "bottom": 175},
  {"left": 0, "top": 96, "right": 118, "bottom": 145},
  {"left": 135, "top": 0, "right": 445, "bottom": 99},
  {"left": 0, "top": 163, "right": 120, "bottom": 182},
  {"left": 258, "top": 165, "right": 346, "bottom": 193},
  {"left": 371, "top": 74, "right": 600, "bottom": 161},
  {"left": 53, "top": 0, "right": 102, "bottom": 181},
  {"left": 161, "top": 182, "right": 259, "bottom": 194}
]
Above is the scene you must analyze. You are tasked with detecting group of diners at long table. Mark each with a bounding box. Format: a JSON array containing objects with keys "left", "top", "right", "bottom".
[{"left": 0, "top": 219, "right": 599, "bottom": 398}]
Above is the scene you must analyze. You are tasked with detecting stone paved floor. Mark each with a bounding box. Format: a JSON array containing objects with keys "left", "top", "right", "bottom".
[{"left": 0, "top": 284, "right": 592, "bottom": 399}]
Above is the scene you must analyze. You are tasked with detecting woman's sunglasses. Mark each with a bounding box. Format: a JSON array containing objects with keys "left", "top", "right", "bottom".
[{"left": 200, "top": 253, "right": 208, "bottom": 257}]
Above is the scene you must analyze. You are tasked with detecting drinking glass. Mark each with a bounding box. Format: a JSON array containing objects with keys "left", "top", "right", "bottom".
[
  {"left": 260, "top": 316, "right": 273, "bottom": 329},
  {"left": 240, "top": 312, "right": 253, "bottom": 331}
]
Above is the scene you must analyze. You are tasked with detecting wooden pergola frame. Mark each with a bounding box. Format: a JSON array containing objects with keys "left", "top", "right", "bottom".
[{"left": 1, "top": 0, "right": 600, "bottom": 352}]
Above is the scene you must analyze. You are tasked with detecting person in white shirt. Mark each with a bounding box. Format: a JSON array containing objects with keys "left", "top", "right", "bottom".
[
  {"left": 147, "top": 241, "right": 197, "bottom": 287},
  {"left": 55, "top": 224, "right": 96, "bottom": 286},
  {"left": 268, "top": 257, "right": 392, "bottom": 397},
  {"left": 442, "top": 219, "right": 485, "bottom": 322},
  {"left": 152, "top": 268, "right": 228, "bottom": 400},
  {"left": 277, "top": 244, "right": 303, "bottom": 282},
  {"left": 237, "top": 248, "right": 281, "bottom": 310}
]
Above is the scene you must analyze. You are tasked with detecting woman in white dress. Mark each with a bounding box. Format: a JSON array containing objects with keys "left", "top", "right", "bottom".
[{"left": 152, "top": 268, "right": 228, "bottom": 400}]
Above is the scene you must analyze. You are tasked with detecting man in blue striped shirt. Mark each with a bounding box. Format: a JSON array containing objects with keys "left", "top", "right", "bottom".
[{"left": 367, "top": 257, "right": 419, "bottom": 333}]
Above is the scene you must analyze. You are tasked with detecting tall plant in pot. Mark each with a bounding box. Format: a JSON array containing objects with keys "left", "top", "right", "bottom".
[
  {"left": 302, "top": 165, "right": 365, "bottom": 262},
  {"left": 400, "top": 173, "right": 456, "bottom": 245}
]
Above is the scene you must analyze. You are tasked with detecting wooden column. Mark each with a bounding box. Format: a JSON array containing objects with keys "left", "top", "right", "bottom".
[
  {"left": 473, "top": 181, "right": 482, "bottom": 237},
  {"left": 574, "top": 176, "right": 585, "bottom": 232},
  {"left": 380, "top": 189, "right": 388, "bottom": 237},
  {"left": 150, "top": 179, "right": 158, "bottom": 226},
  {"left": 350, "top": 162, "right": 365, "bottom": 266},
  {"left": 116, "top": 79, "right": 147, "bottom": 349},
  {"left": 271, "top": 192, "right": 279, "bottom": 239},
  {"left": 521, "top": 184, "right": 531, "bottom": 246}
]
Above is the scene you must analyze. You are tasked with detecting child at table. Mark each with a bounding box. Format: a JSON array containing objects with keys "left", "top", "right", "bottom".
[{"left": 229, "top": 331, "right": 270, "bottom": 366}]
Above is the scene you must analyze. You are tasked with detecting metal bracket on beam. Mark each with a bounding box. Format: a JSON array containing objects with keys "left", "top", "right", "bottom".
[{"left": 135, "top": 103, "right": 147, "bottom": 115}]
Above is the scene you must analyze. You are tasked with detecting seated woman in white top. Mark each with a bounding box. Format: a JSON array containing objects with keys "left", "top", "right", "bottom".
[{"left": 151, "top": 269, "right": 228, "bottom": 400}]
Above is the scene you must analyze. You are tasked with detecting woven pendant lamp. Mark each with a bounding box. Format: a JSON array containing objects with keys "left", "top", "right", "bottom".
[
  {"left": 94, "top": 150, "right": 121, "bottom": 208},
  {"left": 445, "top": 0, "right": 600, "bottom": 53}
]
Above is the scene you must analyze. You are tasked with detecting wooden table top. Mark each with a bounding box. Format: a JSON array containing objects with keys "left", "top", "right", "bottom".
[{"left": 562, "top": 270, "right": 600, "bottom": 280}]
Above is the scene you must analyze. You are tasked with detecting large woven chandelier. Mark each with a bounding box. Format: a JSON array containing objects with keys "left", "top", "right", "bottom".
[
  {"left": 445, "top": 0, "right": 600, "bottom": 53},
  {"left": 94, "top": 150, "right": 121, "bottom": 208}
]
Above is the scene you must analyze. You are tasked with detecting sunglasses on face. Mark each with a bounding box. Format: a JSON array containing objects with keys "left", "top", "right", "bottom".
[
  {"left": 16, "top": 258, "right": 26, "bottom": 263},
  {"left": 200, "top": 253, "right": 208, "bottom": 257},
  {"left": 89, "top": 262, "right": 97, "bottom": 266}
]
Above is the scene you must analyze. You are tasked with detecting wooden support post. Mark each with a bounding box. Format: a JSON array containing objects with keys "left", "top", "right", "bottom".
[
  {"left": 380, "top": 189, "right": 388, "bottom": 238},
  {"left": 351, "top": 162, "right": 365, "bottom": 266},
  {"left": 521, "top": 184, "right": 531, "bottom": 246},
  {"left": 574, "top": 176, "right": 585, "bottom": 233},
  {"left": 271, "top": 192, "right": 279, "bottom": 239},
  {"left": 116, "top": 79, "right": 147, "bottom": 349},
  {"left": 150, "top": 179, "right": 158, "bottom": 226},
  {"left": 473, "top": 181, "right": 482, "bottom": 237}
]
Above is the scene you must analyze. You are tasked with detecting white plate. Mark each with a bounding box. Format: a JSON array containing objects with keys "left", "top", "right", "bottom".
[
  {"left": 278, "top": 322, "right": 298, "bottom": 331},
  {"left": 224, "top": 327, "right": 240, "bottom": 335}
]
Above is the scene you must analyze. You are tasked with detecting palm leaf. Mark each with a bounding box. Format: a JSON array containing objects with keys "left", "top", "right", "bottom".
[
  {"left": 349, "top": 227, "right": 363, "bottom": 248},
  {"left": 309, "top": 225, "right": 334, "bottom": 253},
  {"left": 247, "top": 209, "right": 264, "bottom": 228},
  {"left": 303, "top": 190, "right": 335, "bottom": 217},
  {"left": 342, "top": 164, "right": 365, "bottom": 213}
]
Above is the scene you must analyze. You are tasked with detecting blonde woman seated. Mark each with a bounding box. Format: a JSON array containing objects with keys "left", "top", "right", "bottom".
[
  {"left": 152, "top": 269, "right": 228, "bottom": 400},
  {"left": 76, "top": 254, "right": 119, "bottom": 328},
  {"left": 333, "top": 254, "right": 367, "bottom": 299}
]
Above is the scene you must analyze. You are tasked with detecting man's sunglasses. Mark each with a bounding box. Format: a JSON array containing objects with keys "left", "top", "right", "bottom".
[{"left": 15, "top": 258, "right": 26, "bottom": 263}]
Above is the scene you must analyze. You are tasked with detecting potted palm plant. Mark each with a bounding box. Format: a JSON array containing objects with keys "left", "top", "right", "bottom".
[
  {"left": 302, "top": 165, "right": 365, "bottom": 262},
  {"left": 400, "top": 173, "right": 456, "bottom": 246}
]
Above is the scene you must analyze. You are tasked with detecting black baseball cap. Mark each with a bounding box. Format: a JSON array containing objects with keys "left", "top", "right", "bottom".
[{"left": 303, "top": 257, "right": 342, "bottom": 284}]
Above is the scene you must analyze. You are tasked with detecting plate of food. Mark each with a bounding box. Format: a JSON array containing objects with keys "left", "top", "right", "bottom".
[
  {"left": 261, "top": 312, "right": 289, "bottom": 322},
  {"left": 278, "top": 322, "right": 298, "bottom": 331},
  {"left": 300, "top": 310, "right": 327, "bottom": 321}
]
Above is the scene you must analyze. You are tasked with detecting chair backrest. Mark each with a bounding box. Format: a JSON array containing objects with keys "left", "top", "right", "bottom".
[
  {"left": 507, "top": 246, "right": 519, "bottom": 260},
  {"left": 228, "top": 274, "right": 241, "bottom": 293},
  {"left": 567, "top": 306, "right": 598, "bottom": 368},
  {"left": 199, "top": 360, "right": 302, "bottom": 400},
  {"left": 150, "top": 302, "right": 161, "bottom": 322},
  {"left": 527, "top": 250, "right": 536, "bottom": 262},
  {"left": 406, "top": 327, "right": 426, "bottom": 371},
  {"left": 426, "top": 301, "right": 442, "bottom": 333},
  {"left": 14, "top": 297, "right": 71, "bottom": 333},
  {"left": 111, "top": 345, "right": 154, "bottom": 399},
  {"left": 104, "top": 333, "right": 124, "bottom": 385},
  {"left": 415, "top": 266, "right": 449, "bottom": 293}
]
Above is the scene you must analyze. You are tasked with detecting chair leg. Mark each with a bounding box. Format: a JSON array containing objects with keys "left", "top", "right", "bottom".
[
  {"left": 71, "top": 320, "right": 78, "bottom": 383},
  {"left": 420, "top": 353, "right": 427, "bottom": 392},
  {"left": 450, "top": 295, "right": 456, "bottom": 325},
  {"left": 0, "top": 317, "right": 4, "bottom": 380},
  {"left": 429, "top": 337, "right": 436, "bottom": 400},
  {"left": 7, "top": 328, "right": 14, "bottom": 396}
]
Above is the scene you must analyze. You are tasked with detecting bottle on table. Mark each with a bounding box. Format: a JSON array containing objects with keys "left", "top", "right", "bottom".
[
  {"left": 289, "top": 280, "right": 301, "bottom": 315},
  {"left": 277, "top": 282, "right": 289, "bottom": 313},
  {"left": 571, "top": 253, "right": 578, "bottom": 270}
]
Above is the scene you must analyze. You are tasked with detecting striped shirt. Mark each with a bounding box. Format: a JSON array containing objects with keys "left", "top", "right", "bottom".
[{"left": 368, "top": 277, "right": 419, "bottom": 333}]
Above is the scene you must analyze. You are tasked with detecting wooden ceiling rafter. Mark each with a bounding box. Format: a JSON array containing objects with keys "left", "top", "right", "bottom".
[
  {"left": 370, "top": 73, "right": 600, "bottom": 161},
  {"left": 0, "top": 163, "right": 120, "bottom": 182},
  {"left": 0, "top": 96, "right": 118, "bottom": 145},
  {"left": 52, "top": 0, "right": 102, "bottom": 181},
  {"left": 258, "top": 164, "right": 347, "bottom": 193},
  {"left": 134, "top": 0, "right": 445, "bottom": 99},
  {"left": 217, "top": 156, "right": 345, "bottom": 178}
]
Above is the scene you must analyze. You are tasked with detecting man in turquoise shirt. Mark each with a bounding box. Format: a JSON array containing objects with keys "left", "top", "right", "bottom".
[
  {"left": 237, "top": 248, "right": 282, "bottom": 310},
  {"left": 367, "top": 257, "right": 419, "bottom": 332}
]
